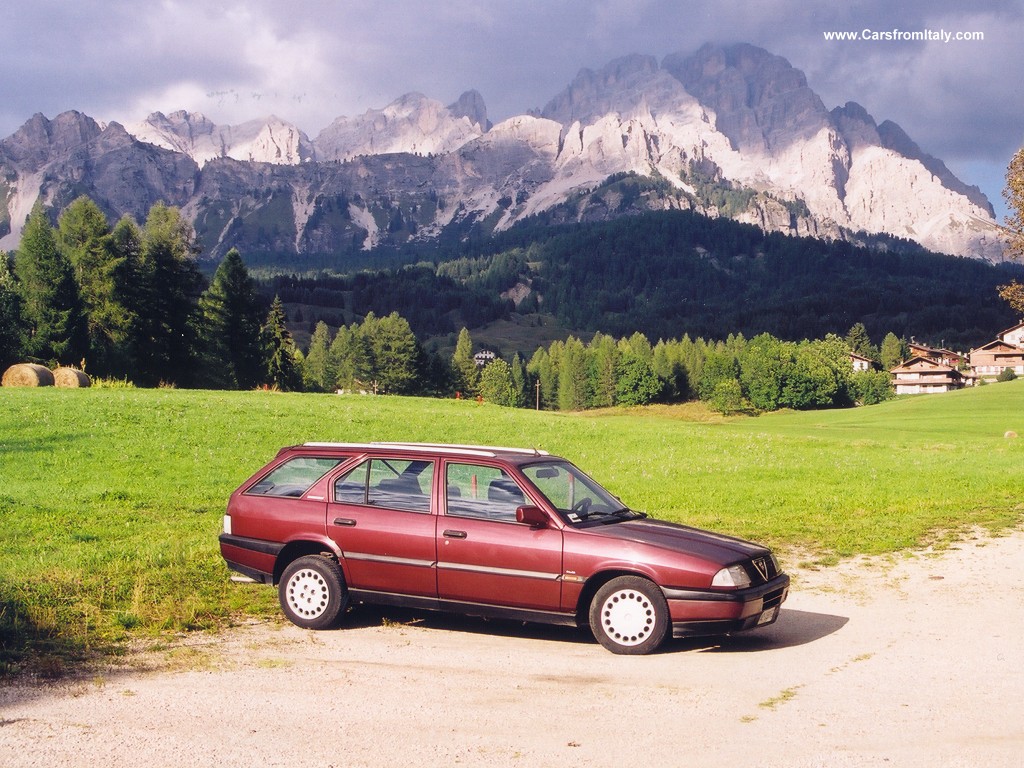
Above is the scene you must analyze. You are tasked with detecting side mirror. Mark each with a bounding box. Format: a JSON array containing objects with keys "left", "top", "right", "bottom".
[{"left": 516, "top": 505, "right": 549, "bottom": 528}]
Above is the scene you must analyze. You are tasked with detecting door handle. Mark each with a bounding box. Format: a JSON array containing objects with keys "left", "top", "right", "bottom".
[
  {"left": 443, "top": 529, "right": 467, "bottom": 539},
  {"left": 333, "top": 518, "right": 357, "bottom": 527}
]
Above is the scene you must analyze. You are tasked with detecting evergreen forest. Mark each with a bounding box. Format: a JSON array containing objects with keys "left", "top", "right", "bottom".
[{"left": 3, "top": 196, "right": 1021, "bottom": 415}]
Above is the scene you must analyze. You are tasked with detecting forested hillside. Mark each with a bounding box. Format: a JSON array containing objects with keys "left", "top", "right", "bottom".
[{"left": 270, "top": 209, "right": 1023, "bottom": 350}]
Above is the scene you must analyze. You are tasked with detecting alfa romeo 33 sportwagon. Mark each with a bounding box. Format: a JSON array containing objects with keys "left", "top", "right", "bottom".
[{"left": 219, "top": 442, "right": 789, "bottom": 654}]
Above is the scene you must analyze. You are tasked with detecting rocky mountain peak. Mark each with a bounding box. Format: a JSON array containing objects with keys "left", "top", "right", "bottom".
[
  {"left": 663, "top": 43, "right": 830, "bottom": 153},
  {"left": 448, "top": 90, "right": 491, "bottom": 131},
  {"left": 0, "top": 110, "right": 104, "bottom": 169},
  {"left": 875, "top": 119, "right": 992, "bottom": 215},
  {"left": 128, "top": 111, "right": 312, "bottom": 166},
  {"left": 541, "top": 54, "right": 663, "bottom": 126},
  {"left": 0, "top": 42, "right": 1003, "bottom": 261},
  {"left": 313, "top": 92, "right": 485, "bottom": 162},
  {"left": 830, "top": 101, "right": 882, "bottom": 150}
]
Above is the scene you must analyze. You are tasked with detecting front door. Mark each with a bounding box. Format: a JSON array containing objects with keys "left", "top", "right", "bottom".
[{"left": 436, "top": 461, "right": 563, "bottom": 611}]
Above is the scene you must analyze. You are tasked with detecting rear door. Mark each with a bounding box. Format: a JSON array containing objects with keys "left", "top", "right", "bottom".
[
  {"left": 327, "top": 457, "right": 438, "bottom": 597},
  {"left": 436, "top": 461, "right": 563, "bottom": 611}
]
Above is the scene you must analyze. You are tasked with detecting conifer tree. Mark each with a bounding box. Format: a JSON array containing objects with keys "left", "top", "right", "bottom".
[
  {"left": 197, "top": 248, "right": 265, "bottom": 389},
  {"left": 452, "top": 327, "right": 479, "bottom": 395},
  {"left": 0, "top": 253, "right": 24, "bottom": 368},
  {"left": 14, "top": 202, "right": 87, "bottom": 364},
  {"left": 365, "top": 311, "right": 418, "bottom": 395},
  {"left": 527, "top": 347, "right": 557, "bottom": 410},
  {"left": 478, "top": 357, "right": 517, "bottom": 406},
  {"left": 557, "top": 336, "right": 590, "bottom": 411},
  {"left": 330, "top": 324, "right": 373, "bottom": 391},
  {"left": 108, "top": 215, "right": 146, "bottom": 378},
  {"left": 302, "top": 321, "right": 335, "bottom": 392},
  {"left": 262, "top": 296, "right": 302, "bottom": 391},
  {"left": 509, "top": 354, "right": 527, "bottom": 408},
  {"left": 845, "top": 322, "right": 877, "bottom": 361},
  {"left": 588, "top": 333, "right": 619, "bottom": 408},
  {"left": 134, "top": 204, "right": 204, "bottom": 385},
  {"left": 57, "top": 197, "right": 135, "bottom": 375},
  {"left": 880, "top": 332, "right": 908, "bottom": 370}
]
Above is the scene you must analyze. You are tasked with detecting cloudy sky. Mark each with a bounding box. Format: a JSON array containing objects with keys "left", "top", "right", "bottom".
[{"left": 3, "top": 0, "right": 1022, "bottom": 219}]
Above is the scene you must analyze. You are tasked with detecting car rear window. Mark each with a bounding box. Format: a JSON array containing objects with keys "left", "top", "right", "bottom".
[{"left": 247, "top": 456, "right": 346, "bottom": 498}]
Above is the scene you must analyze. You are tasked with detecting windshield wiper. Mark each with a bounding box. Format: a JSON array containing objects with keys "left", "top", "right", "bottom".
[{"left": 590, "top": 507, "right": 645, "bottom": 523}]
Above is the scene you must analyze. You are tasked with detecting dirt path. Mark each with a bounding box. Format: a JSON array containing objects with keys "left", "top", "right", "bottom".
[{"left": 2, "top": 530, "right": 1023, "bottom": 767}]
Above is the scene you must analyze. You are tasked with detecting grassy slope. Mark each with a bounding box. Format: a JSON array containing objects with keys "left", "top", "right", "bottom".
[{"left": 2, "top": 382, "right": 1023, "bottom": 673}]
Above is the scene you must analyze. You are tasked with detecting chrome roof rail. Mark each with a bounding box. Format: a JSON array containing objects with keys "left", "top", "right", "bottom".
[{"left": 300, "top": 441, "right": 549, "bottom": 458}]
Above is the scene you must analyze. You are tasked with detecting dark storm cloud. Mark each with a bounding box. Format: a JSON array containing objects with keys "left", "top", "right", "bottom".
[{"left": 2, "top": 0, "right": 1020, "bottom": 216}]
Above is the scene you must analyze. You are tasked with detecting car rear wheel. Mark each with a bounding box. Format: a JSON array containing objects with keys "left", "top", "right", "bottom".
[
  {"left": 589, "top": 575, "right": 669, "bottom": 655},
  {"left": 279, "top": 555, "right": 349, "bottom": 630}
]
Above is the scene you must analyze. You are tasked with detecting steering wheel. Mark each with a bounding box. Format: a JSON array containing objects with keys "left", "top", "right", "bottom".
[{"left": 570, "top": 497, "right": 592, "bottom": 516}]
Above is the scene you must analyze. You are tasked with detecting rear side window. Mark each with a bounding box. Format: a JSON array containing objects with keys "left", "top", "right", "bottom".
[
  {"left": 333, "top": 458, "right": 434, "bottom": 513},
  {"left": 247, "top": 457, "right": 345, "bottom": 498}
]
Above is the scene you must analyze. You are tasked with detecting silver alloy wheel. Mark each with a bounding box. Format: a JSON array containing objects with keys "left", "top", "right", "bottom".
[
  {"left": 285, "top": 567, "right": 331, "bottom": 620},
  {"left": 599, "top": 588, "right": 656, "bottom": 646}
]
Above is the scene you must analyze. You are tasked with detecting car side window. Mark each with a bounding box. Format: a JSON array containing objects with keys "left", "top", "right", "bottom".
[
  {"left": 334, "top": 458, "right": 434, "bottom": 513},
  {"left": 334, "top": 461, "right": 370, "bottom": 504},
  {"left": 247, "top": 457, "right": 345, "bottom": 498},
  {"left": 445, "top": 463, "right": 526, "bottom": 522}
]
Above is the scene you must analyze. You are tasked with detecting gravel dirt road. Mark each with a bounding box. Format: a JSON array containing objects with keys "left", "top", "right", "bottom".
[{"left": 2, "top": 529, "right": 1023, "bottom": 768}]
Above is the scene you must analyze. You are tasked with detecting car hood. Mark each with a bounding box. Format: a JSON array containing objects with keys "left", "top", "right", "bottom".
[{"left": 588, "top": 517, "right": 770, "bottom": 563}]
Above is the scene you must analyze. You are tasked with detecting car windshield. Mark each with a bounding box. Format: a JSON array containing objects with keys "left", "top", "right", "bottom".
[{"left": 521, "top": 461, "right": 640, "bottom": 524}]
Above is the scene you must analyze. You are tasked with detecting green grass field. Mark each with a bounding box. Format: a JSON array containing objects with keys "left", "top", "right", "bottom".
[{"left": 2, "top": 382, "right": 1023, "bottom": 675}]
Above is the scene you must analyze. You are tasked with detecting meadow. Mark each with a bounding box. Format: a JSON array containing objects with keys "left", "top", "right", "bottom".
[{"left": 2, "top": 382, "right": 1023, "bottom": 675}]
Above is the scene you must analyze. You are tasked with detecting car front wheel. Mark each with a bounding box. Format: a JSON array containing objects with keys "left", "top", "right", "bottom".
[
  {"left": 279, "top": 555, "right": 349, "bottom": 630},
  {"left": 589, "top": 575, "right": 669, "bottom": 655}
]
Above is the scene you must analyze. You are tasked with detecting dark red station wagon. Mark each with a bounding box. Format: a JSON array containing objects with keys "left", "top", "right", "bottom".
[{"left": 219, "top": 442, "right": 789, "bottom": 654}]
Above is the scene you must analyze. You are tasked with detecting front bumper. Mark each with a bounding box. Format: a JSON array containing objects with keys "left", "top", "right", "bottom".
[{"left": 662, "top": 573, "right": 790, "bottom": 638}]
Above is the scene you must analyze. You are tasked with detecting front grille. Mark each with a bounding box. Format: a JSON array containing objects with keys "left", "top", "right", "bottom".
[{"left": 747, "top": 555, "right": 778, "bottom": 584}]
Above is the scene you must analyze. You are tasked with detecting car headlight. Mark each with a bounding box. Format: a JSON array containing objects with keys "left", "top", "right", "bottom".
[{"left": 712, "top": 564, "right": 751, "bottom": 588}]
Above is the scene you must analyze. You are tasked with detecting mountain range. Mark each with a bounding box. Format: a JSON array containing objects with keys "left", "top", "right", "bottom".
[{"left": 0, "top": 43, "right": 1006, "bottom": 262}]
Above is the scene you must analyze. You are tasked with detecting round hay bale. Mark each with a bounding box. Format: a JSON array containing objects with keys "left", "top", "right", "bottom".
[
  {"left": 53, "top": 367, "right": 92, "bottom": 388},
  {"left": 1005, "top": 430, "right": 1018, "bottom": 439},
  {"left": 2, "top": 363, "right": 55, "bottom": 387}
]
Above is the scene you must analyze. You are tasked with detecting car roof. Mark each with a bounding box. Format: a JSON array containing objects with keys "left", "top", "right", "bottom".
[{"left": 294, "top": 441, "right": 552, "bottom": 461}]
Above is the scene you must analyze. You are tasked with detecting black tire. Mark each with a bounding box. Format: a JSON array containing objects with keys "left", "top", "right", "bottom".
[
  {"left": 589, "top": 575, "right": 669, "bottom": 655},
  {"left": 278, "top": 555, "right": 349, "bottom": 630}
]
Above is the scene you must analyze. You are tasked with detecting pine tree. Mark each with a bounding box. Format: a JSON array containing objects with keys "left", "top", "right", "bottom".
[
  {"left": 557, "top": 336, "right": 590, "bottom": 411},
  {"left": 57, "top": 197, "right": 135, "bottom": 376},
  {"left": 880, "top": 332, "right": 908, "bottom": 371},
  {"left": 302, "top": 321, "right": 334, "bottom": 392},
  {"left": 0, "top": 253, "right": 24, "bottom": 368},
  {"left": 134, "top": 204, "right": 203, "bottom": 385},
  {"left": 14, "top": 202, "right": 87, "bottom": 364},
  {"left": 365, "top": 312, "right": 418, "bottom": 395},
  {"left": 509, "top": 354, "right": 527, "bottom": 408},
  {"left": 845, "top": 322, "right": 877, "bottom": 361},
  {"left": 330, "top": 324, "right": 373, "bottom": 391},
  {"left": 262, "top": 296, "right": 302, "bottom": 391},
  {"left": 588, "top": 333, "right": 619, "bottom": 408},
  {"left": 527, "top": 346, "right": 558, "bottom": 410},
  {"left": 452, "top": 327, "right": 479, "bottom": 395},
  {"left": 197, "top": 248, "right": 265, "bottom": 389},
  {"left": 108, "top": 215, "right": 146, "bottom": 379},
  {"left": 478, "top": 357, "right": 517, "bottom": 406}
]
